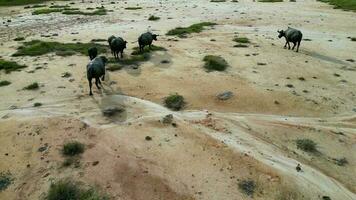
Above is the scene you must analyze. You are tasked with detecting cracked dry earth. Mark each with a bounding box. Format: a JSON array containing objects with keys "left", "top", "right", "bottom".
[{"left": 0, "top": 0, "right": 355, "bottom": 200}]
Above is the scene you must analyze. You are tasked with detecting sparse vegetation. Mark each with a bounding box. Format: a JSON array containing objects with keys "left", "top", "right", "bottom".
[
  {"left": 258, "top": 0, "right": 283, "bottom": 2},
  {"left": 125, "top": 7, "right": 142, "bottom": 10},
  {"left": 0, "top": 0, "right": 50, "bottom": 6},
  {"left": 32, "top": 8, "right": 62, "bottom": 15},
  {"left": 296, "top": 139, "right": 317, "bottom": 152},
  {"left": 0, "top": 59, "right": 27, "bottom": 73},
  {"left": 131, "top": 45, "right": 166, "bottom": 55},
  {"left": 148, "top": 15, "right": 160, "bottom": 21},
  {"left": 238, "top": 179, "right": 256, "bottom": 197},
  {"left": 166, "top": 22, "right": 217, "bottom": 37},
  {"left": 233, "top": 44, "right": 248, "bottom": 48},
  {"left": 91, "top": 38, "right": 107, "bottom": 42},
  {"left": 203, "top": 55, "right": 229, "bottom": 71},
  {"left": 32, "top": 7, "right": 105, "bottom": 15},
  {"left": 24, "top": 4, "right": 47, "bottom": 9},
  {"left": 62, "top": 141, "right": 84, "bottom": 156},
  {"left": 233, "top": 37, "right": 250, "bottom": 43},
  {"left": 317, "top": 0, "right": 356, "bottom": 11},
  {"left": 164, "top": 93, "right": 185, "bottom": 111},
  {"left": 62, "top": 8, "right": 107, "bottom": 16},
  {"left": 0, "top": 171, "right": 12, "bottom": 191},
  {"left": 0, "top": 80, "right": 11, "bottom": 87},
  {"left": 23, "top": 82, "right": 39, "bottom": 90},
  {"left": 14, "top": 37, "right": 25, "bottom": 41},
  {"left": 13, "top": 40, "right": 108, "bottom": 57},
  {"left": 211, "top": 0, "right": 227, "bottom": 2},
  {"left": 46, "top": 179, "right": 108, "bottom": 200},
  {"left": 333, "top": 157, "right": 348, "bottom": 166},
  {"left": 108, "top": 52, "right": 151, "bottom": 65},
  {"left": 106, "top": 64, "right": 123, "bottom": 71},
  {"left": 33, "top": 102, "right": 42, "bottom": 107}
]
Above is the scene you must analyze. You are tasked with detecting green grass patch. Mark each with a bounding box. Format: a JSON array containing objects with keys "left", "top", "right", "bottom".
[
  {"left": 0, "top": 80, "right": 11, "bottom": 87},
  {"left": 125, "top": 7, "right": 142, "bottom": 10},
  {"left": 233, "top": 44, "right": 248, "bottom": 48},
  {"left": 24, "top": 4, "right": 47, "bottom": 9},
  {"left": 13, "top": 40, "right": 108, "bottom": 57},
  {"left": 203, "top": 55, "right": 229, "bottom": 71},
  {"left": 49, "top": 5, "right": 69, "bottom": 8},
  {"left": 166, "top": 22, "right": 217, "bottom": 37},
  {"left": 62, "top": 8, "right": 106, "bottom": 15},
  {"left": 62, "top": 141, "right": 84, "bottom": 156},
  {"left": 106, "top": 64, "right": 123, "bottom": 71},
  {"left": 0, "top": 59, "right": 27, "bottom": 73},
  {"left": 258, "top": 0, "right": 283, "bottom": 2},
  {"left": 164, "top": 93, "right": 185, "bottom": 111},
  {"left": 131, "top": 45, "right": 166, "bottom": 55},
  {"left": 211, "top": 0, "right": 227, "bottom": 2},
  {"left": 296, "top": 139, "right": 317, "bottom": 152},
  {"left": 318, "top": 0, "right": 356, "bottom": 11},
  {"left": 233, "top": 37, "right": 250, "bottom": 43},
  {"left": 0, "top": 0, "right": 51, "bottom": 6},
  {"left": 23, "top": 82, "right": 39, "bottom": 90},
  {"left": 0, "top": 172, "right": 12, "bottom": 191},
  {"left": 32, "top": 8, "right": 62, "bottom": 15},
  {"left": 46, "top": 179, "right": 108, "bottom": 200},
  {"left": 148, "top": 15, "right": 160, "bottom": 21}
]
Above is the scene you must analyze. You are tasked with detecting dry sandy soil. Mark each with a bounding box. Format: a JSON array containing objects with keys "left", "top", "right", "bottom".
[{"left": 0, "top": 0, "right": 355, "bottom": 199}]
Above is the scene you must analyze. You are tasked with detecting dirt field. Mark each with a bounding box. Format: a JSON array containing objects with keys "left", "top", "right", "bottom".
[{"left": 0, "top": 0, "right": 355, "bottom": 199}]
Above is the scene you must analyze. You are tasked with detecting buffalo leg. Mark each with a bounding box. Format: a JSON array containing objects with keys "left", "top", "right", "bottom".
[
  {"left": 284, "top": 41, "right": 288, "bottom": 48},
  {"left": 88, "top": 78, "right": 93, "bottom": 96},
  {"left": 292, "top": 42, "right": 296, "bottom": 50},
  {"left": 287, "top": 42, "right": 291, "bottom": 49},
  {"left": 296, "top": 41, "right": 301, "bottom": 52},
  {"left": 120, "top": 51, "right": 123, "bottom": 58},
  {"left": 95, "top": 78, "right": 101, "bottom": 90},
  {"left": 101, "top": 72, "right": 105, "bottom": 81}
]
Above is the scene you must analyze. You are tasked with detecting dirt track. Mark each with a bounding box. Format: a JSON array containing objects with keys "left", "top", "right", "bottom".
[{"left": 0, "top": 0, "right": 355, "bottom": 199}]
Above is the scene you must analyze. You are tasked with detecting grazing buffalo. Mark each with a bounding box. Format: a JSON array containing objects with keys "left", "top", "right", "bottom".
[
  {"left": 278, "top": 27, "right": 303, "bottom": 52},
  {"left": 87, "top": 56, "right": 108, "bottom": 96},
  {"left": 110, "top": 37, "right": 127, "bottom": 59},
  {"left": 88, "top": 47, "right": 98, "bottom": 60},
  {"left": 138, "top": 32, "right": 158, "bottom": 52}
]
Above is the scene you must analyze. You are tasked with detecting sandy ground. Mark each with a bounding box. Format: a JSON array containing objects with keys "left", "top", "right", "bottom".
[{"left": 0, "top": 0, "right": 355, "bottom": 199}]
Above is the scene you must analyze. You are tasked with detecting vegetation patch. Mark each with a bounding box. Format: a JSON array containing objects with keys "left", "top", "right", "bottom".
[
  {"left": 238, "top": 179, "right": 256, "bottom": 197},
  {"left": 333, "top": 157, "right": 348, "bottom": 166},
  {"left": 0, "top": 80, "right": 11, "bottom": 87},
  {"left": 46, "top": 179, "right": 108, "bottom": 200},
  {"left": 125, "top": 7, "right": 142, "bottom": 10},
  {"left": 91, "top": 38, "right": 106, "bottom": 42},
  {"left": 203, "top": 55, "right": 229, "bottom": 71},
  {"left": 296, "top": 138, "right": 317, "bottom": 152},
  {"left": 131, "top": 45, "right": 166, "bottom": 55},
  {"left": 233, "top": 37, "right": 250, "bottom": 43},
  {"left": 13, "top": 40, "right": 108, "bottom": 57},
  {"left": 351, "top": 37, "right": 356, "bottom": 41},
  {"left": 32, "top": 8, "right": 62, "bottom": 15},
  {"left": 62, "top": 141, "right": 84, "bottom": 156},
  {"left": 23, "top": 82, "right": 39, "bottom": 90},
  {"left": 166, "top": 22, "right": 217, "bottom": 37},
  {"left": 233, "top": 44, "right": 248, "bottom": 48},
  {"left": 258, "top": 0, "right": 283, "bottom": 2},
  {"left": 14, "top": 37, "right": 25, "bottom": 41},
  {"left": 0, "top": 0, "right": 51, "bottom": 6},
  {"left": 24, "top": 4, "right": 47, "bottom": 9},
  {"left": 32, "top": 7, "right": 104, "bottom": 15},
  {"left": 0, "top": 171, "right": 12, "bottom": 191},
  {"left": 33, "top": 102, "right": 42, "bottom": 107},
  {"left": 148, "top": 15, "right": 160, "bottom": 21},
  {"left": 317, "top": 0, "right": 356, "bottom": 11},
  {"left": 164, "top": 93, "right": 185, "bottom": 111},
  {"left": 106, "top": 64, "right": 123, "bottom": 71},
  {"left": 211, "top": 0, "right": 227, "bottom": 2},
  {"left": 0, "top": 59, "right": 27, "bottom": 73},
  {"left": 49, "top": 5, "right": 69, "bottom": 8},
  {"left": 62, "top": 8, "right": 107, "bottom": 16}
]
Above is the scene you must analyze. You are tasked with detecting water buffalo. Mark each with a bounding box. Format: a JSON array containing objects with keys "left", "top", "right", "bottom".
[
  {"left": 88, "top": 47, "right": 98, "bottom": 60},
  {"left": 278, "top": 27, "right": 303, "bottom": 52},
  {"left": 87, "top": 56, "right": 108, "bottom": 96},
  {"left": 110, "top": 37, "right": 127, "bottom": 59},
  {"left": 108, "top": 35, "right": 116, "bottom": 55},
  {"left": 138, "top": 32, "right": 158, "bottom": 52}
]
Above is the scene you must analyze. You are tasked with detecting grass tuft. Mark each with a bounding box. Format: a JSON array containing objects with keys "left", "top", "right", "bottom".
[
  {"left": 0, "top": 59, "right": 27, "bottom": 73},
  {"left": 148, "top": 15, "right": 160, "bottom": 21},
  {"left": 203, "top": 55, "right": 229, "bottom": 71},
  {"left": 238, "top": 179, "right": 256, "bottom": 197},
  {"left": 164, "top": 93, "right": 185, "bottom": 111},
  {"left": 33, "top": 102, "right": 42, "bottom": 107},
  {"left": 14, "top": 37, "right": 25, "bottom": 41},
  {"left": 0, "top": 80, "right": 11, "bottom": 87},
  {"left": 233, "top": 37, "right": 250, "bottom": 43},
  {"left": 32, "top": 8, "right": 62, "bottom": 15},
  {"left": 211, "top": 0, "right": 227, "bottom": 2},
  {"left": 46, "top": 179, "right": 108, "bottom": 200},
  {"left": 317, "top": 0, "right": 356, "bottom": 11},
  {"left": 125, "top": 7, "right": 142, "bottom": 10},
  {"left": 0, "top": 172, "right": 12, "bottom": 191},
  {"left": 296, "top": 139, "right": 317, "bottom": 152},
  {"left": 166, "top": 22, "right": 217, "bottom": 37},
  {"left": 13, "top": 40, "right": 108, "bottom": 57},
  {"left": 23, "top": 82, "right": 39, "bottom": 90},
  {"left": 62, "top": 141, "right": 84, "bottom": 156},
  {"left": 258, "top": 0, "right": 283, "bottom": 2}
]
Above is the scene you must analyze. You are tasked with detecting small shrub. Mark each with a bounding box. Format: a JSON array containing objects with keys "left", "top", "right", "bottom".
[
  {"left": 23, "top": 82, "right": 39, "bottom": 90},
  {"left": 233, "top": 37, "right": 250, "bottom": 43},
  {"left": 46, "top": 179, "right": 108, "bottom": 200},
  {"left": 0, "top": 59, "right": 27, "bottom": 73},
  {"left": 0, "top": 171, "right": 12, "bottom": 191},
  {"left": 148, "top": 15, "right": 160, "bottom": 21},
  {"left": 238, "top": 179, "right": 256, "bottom": 197},
  {"left": 258, "top": 0, "right": 283, "bottom": 2},
  {"left": 33, "top": 102, "right": 42, "bottom": 107},
  {"left": 62, "top": 141, "right": 84, "bottom": 156},
  {"left": 49, "top": 5, "right": 70, "bottom": 8},
  {"left": 166, "top": 22, "right": 217, "bottom": 37},
  {"left": 233, "top": 44, "right": 248, "bottom": 48},
  {"left": 62, "top": 157, "right": 80, "bottom": 167},
  {"left": 125, "top": 7, "right": 142, "bottom": 10},
  {"left": 61, "top": 72, "right": 71, "bottom": 78},
  {"left": 296, "top": 139, "right": 317, "bottom": 152},
  {"left": 164, "top": 94, "right": 185, "bottom": 111},
  {"left": 14, "top": 37, "right": 25, "bottom": 41},
  {"left": 203, "top": 55, "right": 229, "bottom": 71},
  {"left": 334, "top": 157, "right": 348, "bottom": 166},
  {"left": 32, "top": 8, "right": 62, "bottom": 15},
  {"left": 0, "top": 80, "right": 11, "bottom": 87}
]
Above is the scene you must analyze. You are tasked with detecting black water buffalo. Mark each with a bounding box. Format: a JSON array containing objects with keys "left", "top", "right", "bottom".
[
  {"left": 87, "top": 56, "right": 108, "bottom": 96},
  {"left": 110, "top": 37, "right": 127, "bottom": 59},
  {"left": 88, "top": 47, "right": 98, "bottom": 60},
  {"left": 138, "top": 32, "right": 158, "bottom": 52},
  {"left": 278, "top": 27, "right": 303, "bottom": 52},
  {"left": 108, "top": 35, "right": 116, "bottom": 55}
]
